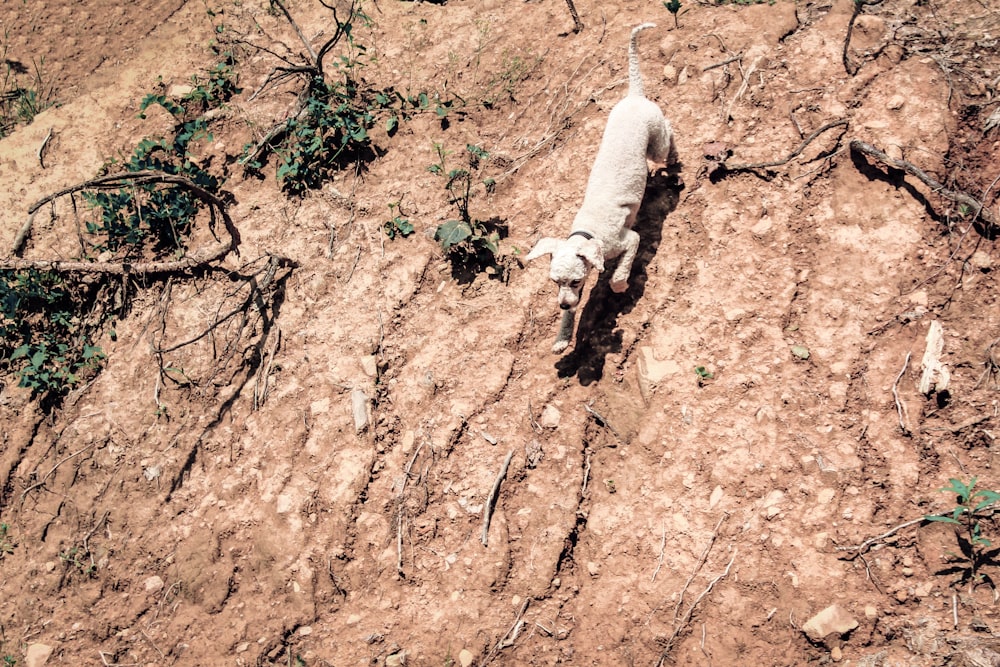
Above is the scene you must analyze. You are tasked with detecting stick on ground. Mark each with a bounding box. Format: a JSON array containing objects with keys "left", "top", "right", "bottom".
[{"left": 481, "top": 450, "right": 514, "bottom": 547}]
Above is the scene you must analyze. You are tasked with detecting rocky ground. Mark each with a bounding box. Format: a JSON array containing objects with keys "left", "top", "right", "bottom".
[{"left": 2, "top": 0, "right": 1000, "bottom": 665}]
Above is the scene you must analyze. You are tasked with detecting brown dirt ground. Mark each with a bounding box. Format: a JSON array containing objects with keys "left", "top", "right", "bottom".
[{"left": 2, "top": 0, "right": 1000, "bottom": 665}]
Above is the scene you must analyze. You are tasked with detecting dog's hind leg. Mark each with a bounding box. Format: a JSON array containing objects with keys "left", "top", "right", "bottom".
[{"left": 553, "top": 309, "right": 576, "bottom": 353}]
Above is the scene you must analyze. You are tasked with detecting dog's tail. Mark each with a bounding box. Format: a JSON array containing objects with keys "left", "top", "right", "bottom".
[{"left": 628, "top": 23, "right": 656, "bottom": 98}]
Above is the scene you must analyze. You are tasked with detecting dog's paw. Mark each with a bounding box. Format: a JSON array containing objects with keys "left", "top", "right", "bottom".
[
  {"left": 610, "top": 279, "right": 629, "bottom": 293},
  {"left": 552, "top": 339, "right": 570, "bottom": 354}
]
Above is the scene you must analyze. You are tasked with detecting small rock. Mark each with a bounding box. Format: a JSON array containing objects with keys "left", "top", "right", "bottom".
[
  {"left": 168, "top": 84, "right": 194, "bottom": 98},
  {"left": 458, "top": 649, "right": 475, "bottom": 667},
  {"left": 864, "top": 605, "right": 878, "bottom": 620},
  {"left": 539, "top": 405, "right": 561, "bottom": 429},
  {"left": 801, "top": 604, "right": 859, "bottom": 642},
  {"left": 831, "top": 645, "right": 843, "bottom": 662},
  {"left": 886, "top": 95, "right": 905, "bottom": 110},
  {"left": 25, "top": 644, "right": 54, "bottom": 667},
  {"left": 298, "top": 626, "right": 312, "bottom": 636},
  {"left": 276, "top": 494, "right": 294, "bottom": 514},
  {"left": 587, "top": 561, "right": 600, "bottom": 577},
  {"left": 791, "top": 345, "right": 810, "bottom": 360},
  {"left": 970, "top": 250, "right": 992, "bottom": 271},
  {"left": 360, "top": 355, "right": 378, "bottom": 377},
  {"left": 351, "top": 388, "right": 370, "bottom": 433},
  {"left": 385, "top": 651, "right": 407, "bottom": 666},
  {"left": 236, "top": 642, "right": 250, "bottom": 653},
  {"left": 144, "top": 575, "right": 164, "bottom": 593},
  {"left": 709, "top": 485, "right": 724, "bottom": 509},
  {"left": 662, "top": 64, "right": 678, "bottom": 84},
  {"left": 895, "top": 588, "right": 909, "bottom": 603}
]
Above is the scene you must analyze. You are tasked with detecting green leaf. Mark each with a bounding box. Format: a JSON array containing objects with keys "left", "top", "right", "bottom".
[
  {"left": 435, "top": 220, "right": 473, "bottom": 250},
  {"left": 386, "top": 116, "right": 399, "bottom": 135},
  {"left": 924, "top": 515, "right": 962, "bottom": 525}
]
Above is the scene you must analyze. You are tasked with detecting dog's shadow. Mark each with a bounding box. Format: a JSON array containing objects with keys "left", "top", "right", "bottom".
[{"left": 555, "top": 169, "right": 684, "bottom": 385}]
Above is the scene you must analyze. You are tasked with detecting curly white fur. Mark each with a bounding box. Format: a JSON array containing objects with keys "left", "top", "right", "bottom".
[{"left": 526, "top": 23, "right": 676, "bottom": 354}]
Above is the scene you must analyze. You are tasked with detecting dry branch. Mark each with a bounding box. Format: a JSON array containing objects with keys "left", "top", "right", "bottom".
[
  {"left": 835, "top": 510, "right": 953, "bottom": 558},
  {"left": 721, "top": 119, "right": 849, "bottom": 176},
  {"left": 657, "top": 548, "right": 737, "bottom": 665},
  {"left": 849, "top": 139, "right": 997, "bottom": 227},
  {"left": 7, "top": 170, "right": 240, "bottom": 273},
  {"left": 481, "top": 449, "right": 514, "bottom": 547},
  {"left": 564, "top": 0, "right": 583, "bottom": 33}
]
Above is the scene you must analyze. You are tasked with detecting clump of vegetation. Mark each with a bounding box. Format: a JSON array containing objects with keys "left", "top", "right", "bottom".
[
  {"left": 926, "top": 477, "right": 1000, "bottom": 587},
  {"left": 429, "top": 143, "right": 508, "bottom": 279},
  {"left": 0, "top": 269, "right": 105, "bottom": 398},
  {"left": 383, "top": 201, "right": 415, "bottom": 240},
  {"left": 0, "top": 523, "right": 15, "bottom": 557},
  {"left": 1, "top": 61, "right": 235, "bottom": 405},
  {"left": 82, "top": 90, "right": 222, "bottom": 257},
  {"left": 0, "top": 33, "right": 54, "bottom": 137},
  {"left": 240, "top": 1, "right": 456, "bottom": 196},
  {"left": 58, "top": 545, "right": 97, "bottom": 577}
]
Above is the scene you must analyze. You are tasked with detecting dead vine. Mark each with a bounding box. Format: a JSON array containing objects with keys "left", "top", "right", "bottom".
[
  {"left": 7, "top": 170, "right": 240, "bottom": 271},
  {"left": 714, "top": 119, "right": 849, "bottom": 180}
]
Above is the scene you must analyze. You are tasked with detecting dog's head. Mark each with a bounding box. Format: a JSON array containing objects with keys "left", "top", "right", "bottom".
[{"left": 525, "top": 236, "right": 605, "bottom": 310}]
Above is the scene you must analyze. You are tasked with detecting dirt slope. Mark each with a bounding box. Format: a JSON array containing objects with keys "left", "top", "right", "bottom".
[{"left": 2, "top": 0, "right": 1000, "bottom": 665}]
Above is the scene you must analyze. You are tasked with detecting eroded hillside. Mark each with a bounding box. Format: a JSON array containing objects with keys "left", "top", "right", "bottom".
[{"left": 2, "top": 0, "right": 1000, "bottom": 665}]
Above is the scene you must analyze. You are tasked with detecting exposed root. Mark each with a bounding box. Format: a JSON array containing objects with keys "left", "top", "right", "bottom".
[{"left": 849, "top": 139, "right": 997, "bottom": 228}]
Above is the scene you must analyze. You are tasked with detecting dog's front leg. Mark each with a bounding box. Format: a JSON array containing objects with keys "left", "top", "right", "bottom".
[
  {"left": 609, "top": 229, "right": 640, "bottom": 293},
  {"left": 552, "top": 309, "right": 576, "bottom": 353}
]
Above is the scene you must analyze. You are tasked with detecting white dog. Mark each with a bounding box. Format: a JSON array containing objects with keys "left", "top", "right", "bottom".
[{"left": 526, "top": 23, "right": 675, "bottom": 354}]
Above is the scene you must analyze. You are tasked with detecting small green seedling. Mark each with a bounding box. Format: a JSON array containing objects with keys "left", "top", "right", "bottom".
[
  {"left": 926, "top": 477, "right": 1000, "bottom": 586},
  {"left": 429, "top": 143, "right": 507, "bottom": 279},
  {"left": 663, "top": 0, "right": 688, "bottom": 29},
  {"left": 0, "top": 523, "right": 14, "bottom": 557},
  {"left": 383, "top": 202, "right": 415, "bottom": 239}
]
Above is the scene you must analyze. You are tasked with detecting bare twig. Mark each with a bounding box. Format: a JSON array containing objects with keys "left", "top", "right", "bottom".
[
  {"left": 657, "top": 549, "right": 737, "bottom": 665},
  {"left": 836, "top": 510, "right": 953, "bottom": 558},
  {"left": 481, "top": 597, "right": 530, "bottom": 665},
  {"left": 651, "top": 524, "right": 667, "bottom": 582},
  {"left": 583, "top": 402, "right": 621, "bottom": 440},
  {"left": 9, "top": 170, "right": 240, "bottom": 267},
  {"left": 563, "top": 0, "right": 583, "bottom": 33},
  {"left": 19, "top": 442, "right": 98, "bottom": 506},
  {"left": 892, "top": 351, "right": 912, "bottom": 436},
  {"left": 481, "top": 450, "right": 514, "bottom": 547},
  {"left": 850, "top": 139, "right": 996, "bottom": 227},
  {"left": 672, "top": 513, "right": 728, "bottom": 624},
  {"left": 37, "top": 127, "right": 52, "bottom": 168},
  {"left": 722, "top": 120, "right": 849, "bottom": 176}
]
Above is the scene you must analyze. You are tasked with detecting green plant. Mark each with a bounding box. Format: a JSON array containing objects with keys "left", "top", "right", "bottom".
[
  {"left": 82, "top": 92, "right": 220, "bottom": 257},
  {"left": 0, "top": 269, "right": 106, "bottom": 398},
  {"left": 0, "top": 31, "right": 54, "bottom": 137},
  {"left": 181, "top": 54, "right": 242, "bottom": 113},
  {"left": 0, "top": 523, "right": 15, "bottom": 557},
  {"left": 663, "top": 0, "right": 687, "bottom": 29},
  {"left": 58, "top": 546, "right": 97, "bottom": 577},
  {"left": 240, "top": 3, "right": 456, "bottom": 195},
  {"left": 926, "top": 477, "right": 1000, "bottom": 586},
  {"left": 429, "top": 143, "right": 507, "bottom": 279},
  {"left": 383, "top": 202, "right": 415, "bottom": 239}
]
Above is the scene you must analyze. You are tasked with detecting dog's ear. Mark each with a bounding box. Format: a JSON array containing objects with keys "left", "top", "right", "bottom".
[
  {"left": 525, "top": 237, "right": 561, "bottom": 261},
  {"left": 577, "top": 239, "right": 605, "bottom": 272}
]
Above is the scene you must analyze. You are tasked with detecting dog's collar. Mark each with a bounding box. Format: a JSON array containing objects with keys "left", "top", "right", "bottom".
[{"left": 568, "top": 230, "right": 594, "bottom": 241}]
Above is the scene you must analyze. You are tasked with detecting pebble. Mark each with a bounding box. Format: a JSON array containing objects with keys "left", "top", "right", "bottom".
[
  {"left": 539, "top": 405, "right": 561, "bottom": 429},
  {"left": 458, "top": 649, "right": 474, "bottom": 667},
  {"left": 144, "top": 575, "right": 164, "bottom": 593},
  {"left": 25, "top": 644, "right": 53, "bottom": 667},
  {"left": 801, "top": 604, "right": 859, "bottom": 642}
]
